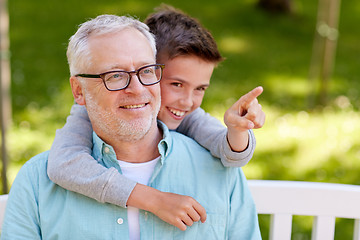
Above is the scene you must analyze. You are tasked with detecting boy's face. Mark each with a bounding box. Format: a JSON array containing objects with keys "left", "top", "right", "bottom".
[{"left": 158, "top": 55, "right": 215, "bottom": 130}]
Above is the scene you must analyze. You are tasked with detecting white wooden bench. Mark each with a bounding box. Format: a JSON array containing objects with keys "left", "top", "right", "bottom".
[
  {"left": 0, "top": 194, "right": 8, "bottom": 231},
  {"left": 1, "top": 180, "right": 360, "bottom": 238},
  {"left": 248, "top": 180, "right": 360, "bottom": 240}
]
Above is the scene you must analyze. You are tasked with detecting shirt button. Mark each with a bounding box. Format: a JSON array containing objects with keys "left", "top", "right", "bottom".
[
  {"left": 117, "top": 218, "right": 124, "bottom": 225},
  {"left": 104, "top": 147, "right": 110, "bottom": 154}
]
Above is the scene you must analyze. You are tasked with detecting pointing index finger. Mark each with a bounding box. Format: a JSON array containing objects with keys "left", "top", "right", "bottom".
[{"left": 241, "top": 86, "right": 263, "bottom": 105}]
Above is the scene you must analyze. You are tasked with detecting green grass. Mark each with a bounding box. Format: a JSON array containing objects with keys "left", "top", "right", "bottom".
[{"left": 4, "top": 0, "right": 360, "bottom": 238}]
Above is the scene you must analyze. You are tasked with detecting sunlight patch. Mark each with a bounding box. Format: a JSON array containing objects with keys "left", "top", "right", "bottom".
[
  {"left": 265, "top": 75, "right": 309, "bottom": 97},
  {"left": 219, "top": 36, "right": 248, "bottom": 54}
]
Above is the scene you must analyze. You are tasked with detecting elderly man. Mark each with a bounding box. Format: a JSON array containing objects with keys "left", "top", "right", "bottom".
[{"left": 2, "top": 15, "right": 261, "bottom": 239}]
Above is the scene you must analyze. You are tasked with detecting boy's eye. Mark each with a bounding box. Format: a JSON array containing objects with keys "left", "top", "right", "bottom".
[{"left": 196, "top": 86, "right": 208, "bottom": 92}]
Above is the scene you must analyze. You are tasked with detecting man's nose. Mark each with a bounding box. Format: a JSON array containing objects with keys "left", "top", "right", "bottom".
[{"left": 124, "top": 74, "right": 145, "bottom": 94}]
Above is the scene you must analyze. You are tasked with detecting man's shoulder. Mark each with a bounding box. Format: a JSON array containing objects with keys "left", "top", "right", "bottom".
[
  {"left": 25, "top": 150, "right": 49, "bottom": 166},
  {"left": 170, "top": 131, "right": 209, "bottom": 151},
  {"left": 16, "top": 151, "right": 50, "bottom": 179},
  {"left": 8, "top": 151, "right": 50, "bottom": 203}
]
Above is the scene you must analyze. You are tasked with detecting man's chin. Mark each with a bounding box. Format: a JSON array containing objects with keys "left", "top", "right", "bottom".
[{"left": 121, "top": 116, "right": 157, "bottom": 140}]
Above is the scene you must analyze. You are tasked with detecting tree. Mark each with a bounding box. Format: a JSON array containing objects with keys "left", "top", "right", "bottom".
[
  {"left": 0, "top": 0, "right": 11, "bottom": 193},
  {"left": 308, "top": 0, "right": 341, "bottom": 107}
]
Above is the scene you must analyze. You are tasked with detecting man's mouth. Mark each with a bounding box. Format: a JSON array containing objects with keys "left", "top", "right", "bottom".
[
  {"left": 121, "top": 104, "right": 146, "bottom": 109},
  {"left": 169, "top": 108, "right": 185, "bottom": 117}
]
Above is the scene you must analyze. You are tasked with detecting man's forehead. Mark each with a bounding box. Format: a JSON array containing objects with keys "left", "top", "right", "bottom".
[
  {"left": 90, "top": 29, "right": 153, "bottom": 52},
  {"left": 87, "top": 28, "right": 156, "bottom": 70}
]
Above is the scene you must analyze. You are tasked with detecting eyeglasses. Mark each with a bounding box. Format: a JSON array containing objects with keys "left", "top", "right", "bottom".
[{"left": 75, "top": 64, "right": 165, "bottom": 91}]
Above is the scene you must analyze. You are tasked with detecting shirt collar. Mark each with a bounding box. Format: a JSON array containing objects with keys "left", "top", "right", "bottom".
[
  {"left": 91, "top": 120, "right": 173, "bottom": 164},
  {"left": 92, "top": 132, "right": 118, "bottom": 170},
  {"left": 157, "top": 120, "right": 173, "bottom": 164}
]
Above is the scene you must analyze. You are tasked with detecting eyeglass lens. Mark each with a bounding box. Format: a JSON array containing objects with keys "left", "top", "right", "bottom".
[{"left": 104, "top": 65, "right": 162, "bottom": 90}]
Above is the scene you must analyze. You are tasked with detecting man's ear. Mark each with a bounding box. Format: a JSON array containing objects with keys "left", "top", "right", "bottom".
[{"left": 70, "top": 76, "right": 86, "bottom": 105}]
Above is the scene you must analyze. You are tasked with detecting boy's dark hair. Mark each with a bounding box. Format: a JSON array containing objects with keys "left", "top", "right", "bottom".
[{"left": 144, "top": 5, "right": 224, "bottom": 64}]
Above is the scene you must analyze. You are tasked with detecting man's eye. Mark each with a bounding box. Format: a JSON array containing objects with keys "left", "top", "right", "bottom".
[
  {"left": 107, "top": 73, "right": 126, "bottom": 81},
  {"left": 143, "top": 69, "right": 153, "bottom": 74},
  {"left": 171, "top": 83, "right": 182, "bottom": 87}
]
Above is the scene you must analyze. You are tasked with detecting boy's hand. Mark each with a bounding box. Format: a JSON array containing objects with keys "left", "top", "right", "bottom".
[
  {"left": 127, "top": 184, "right": 206, "bottom": 231},
  {"left": 224, "top": 86, "right": 265, "bottom": 152},
  {"left": 152, "top": 191, "right": 207, "bottom": 231}
]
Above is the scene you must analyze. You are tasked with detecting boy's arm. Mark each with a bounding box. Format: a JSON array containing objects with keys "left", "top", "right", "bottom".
[
  {"left": 47, "top": 104, "right": 206, "bottom": 230},
  {"left": 176, "top": 87, "right": 265, "bottom": 168},
  {"left": 176, "top": 108, "right": 255, "bottom": 167}
]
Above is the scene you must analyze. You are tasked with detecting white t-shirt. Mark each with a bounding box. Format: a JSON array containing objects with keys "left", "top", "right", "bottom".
[{"left": 117, "top": 157, "right": 160, "bottom": 240}]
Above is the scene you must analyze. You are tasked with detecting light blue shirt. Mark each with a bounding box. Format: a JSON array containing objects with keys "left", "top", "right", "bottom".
[{"left": 2, "top": 122, "right": 261, "bottom": 239}]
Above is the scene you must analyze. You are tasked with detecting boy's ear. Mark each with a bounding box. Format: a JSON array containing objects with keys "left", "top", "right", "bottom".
[{"left": 70, "top": 76, "right": 86, "bottom": 105}]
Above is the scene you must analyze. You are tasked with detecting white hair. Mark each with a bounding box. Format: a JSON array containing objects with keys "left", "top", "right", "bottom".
[{"left": 67, "top": 14, "right": 157, "bottom": 75}]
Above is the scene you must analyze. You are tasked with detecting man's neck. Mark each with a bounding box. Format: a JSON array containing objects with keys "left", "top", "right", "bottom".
[{"left": 111, "top": 125, "right": 162, "bottom": 163}]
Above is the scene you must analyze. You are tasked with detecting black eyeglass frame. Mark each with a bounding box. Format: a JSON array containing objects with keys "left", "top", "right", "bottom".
[{"left": 75, "top": 63, "right": 165, "bottom": 91}]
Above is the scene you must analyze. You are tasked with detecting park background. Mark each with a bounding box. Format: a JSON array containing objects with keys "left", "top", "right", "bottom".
[{"left": 2, "top": 0, "right": 360, "bottom": 239}]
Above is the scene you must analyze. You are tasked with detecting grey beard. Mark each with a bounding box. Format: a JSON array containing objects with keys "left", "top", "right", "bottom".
[{"left": 84, "top": 90, "right": 160, "bottom": 143}]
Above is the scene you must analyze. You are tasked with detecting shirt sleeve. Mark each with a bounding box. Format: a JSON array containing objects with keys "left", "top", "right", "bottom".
[
  {"left": 47, "top": 104, "right": 136, "bottom": 208},
  {"left": 176, "top": 107, "right": 256, "bottom": 167},
  {"left": 2, "top": 161, "right": 42, "bottom": 239}
]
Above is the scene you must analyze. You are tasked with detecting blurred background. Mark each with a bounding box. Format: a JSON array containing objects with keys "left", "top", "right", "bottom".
[{"left": 1, "top": 0, "right": 359, "bottom": 238}]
